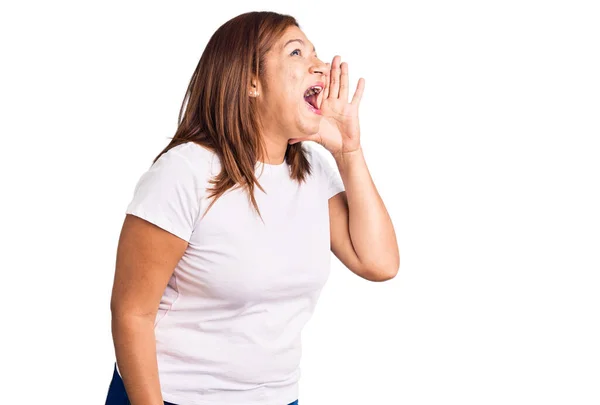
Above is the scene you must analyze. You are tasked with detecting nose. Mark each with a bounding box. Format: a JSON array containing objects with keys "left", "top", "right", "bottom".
[{"left": 310, "top": 58, "right": 329, "bottom": 76}]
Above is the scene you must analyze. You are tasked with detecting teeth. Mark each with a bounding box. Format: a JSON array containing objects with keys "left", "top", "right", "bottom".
[{"left": 304, "top": 86, "right": 323, "bottom": 98}]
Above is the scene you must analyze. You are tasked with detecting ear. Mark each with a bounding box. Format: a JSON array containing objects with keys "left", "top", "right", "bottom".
[{"left": 249, "top": 78, "right": 260, "bottom": 97}]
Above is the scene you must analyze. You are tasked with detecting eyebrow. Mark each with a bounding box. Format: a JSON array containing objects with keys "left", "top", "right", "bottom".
[{"left": 283, "top": 38, "right": 316, "bottom": 53}]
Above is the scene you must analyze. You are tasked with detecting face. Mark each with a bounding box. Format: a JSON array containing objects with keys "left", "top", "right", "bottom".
[{"left": 254, "top": 26, "right": 329, "bottom": 140}]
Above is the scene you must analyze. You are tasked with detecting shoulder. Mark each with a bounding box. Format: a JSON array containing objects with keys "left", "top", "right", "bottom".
[
  {"left": 166, "top": 142, "right": 215, "bottom": 168},
  {"left": 304, "top": 143, "right": 335, "bottom": 176},
  {"left": 130, "top": 142, "right": 216, "bottom": 200},
  {"left": 126, "top": 142, "right": 214, "bottom": 241},
  {"left": 302, "top": 143, "right": 345, "bottom": 199},
  {"left": 151, "top": 142, "right": 216, "bottom": 180},
  {"left": 304, "top": 143, "right": 324, "bottom": 169}
]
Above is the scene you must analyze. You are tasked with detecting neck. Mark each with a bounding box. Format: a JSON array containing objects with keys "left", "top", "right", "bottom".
[{"left": 258, "top": 126, "right": 291, "bottom": 165}]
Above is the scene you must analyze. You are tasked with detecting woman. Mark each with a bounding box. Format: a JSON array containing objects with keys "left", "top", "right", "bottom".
[{"left": 106, "top": 10, "right": 399, "bottom": 405}]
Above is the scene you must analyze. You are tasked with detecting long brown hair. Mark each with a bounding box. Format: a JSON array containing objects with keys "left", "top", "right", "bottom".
[{"left": 151, "top": 11, "right": 313, "bottom": 222}]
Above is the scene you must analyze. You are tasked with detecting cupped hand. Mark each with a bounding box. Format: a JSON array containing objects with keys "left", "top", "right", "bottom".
[{"left": 289, "top": 55, "right": 365, "bottom": 158}]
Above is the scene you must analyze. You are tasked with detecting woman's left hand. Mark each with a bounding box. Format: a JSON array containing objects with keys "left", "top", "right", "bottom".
[{"left": 289, "top": 55, "right": 365, "bottom": 157}]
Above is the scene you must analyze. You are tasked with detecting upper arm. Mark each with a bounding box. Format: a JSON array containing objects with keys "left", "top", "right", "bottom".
[
  {"left": 110, "top": 147, "right": 204, "bottom": 317},
  {"left": 110, "top": 214, "right": 188, "bottom": 318}
]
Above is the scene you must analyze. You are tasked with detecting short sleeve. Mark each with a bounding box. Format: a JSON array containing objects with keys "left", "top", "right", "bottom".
[
  {"left": 310, "top": 146, "right": 345, "bottom": 199},
  {"left": 125, "top": 149, "right": 202, "bottom": 242}
]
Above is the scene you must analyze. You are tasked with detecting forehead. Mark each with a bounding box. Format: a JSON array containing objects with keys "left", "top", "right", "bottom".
[{"left": 277, "top": 26, "right": 315, "bottom": 51}]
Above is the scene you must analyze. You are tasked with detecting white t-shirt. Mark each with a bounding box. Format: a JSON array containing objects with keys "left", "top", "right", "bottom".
[{"left": 117, "top": 141, "right": 345, "bottom": 405}]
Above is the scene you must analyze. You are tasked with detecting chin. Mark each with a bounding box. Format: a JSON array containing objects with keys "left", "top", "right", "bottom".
[
  {"left": 296, "top": 122, "right": 320, "bottom": 137},
  {"left": 291, "top": 103, "right": 322, "bottom": 136},
  {"left": 304, "top": 113, "right": 322, "bottom": 129}
]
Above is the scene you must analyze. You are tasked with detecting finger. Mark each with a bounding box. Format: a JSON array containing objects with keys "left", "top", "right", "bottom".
[
  {"left": 328, "top": 55, "right": 341, "bottom": 99},
  {"left": 322, "top": 62, "right": 330, "bottom": 99},
  {"left": 351, "top": 78, "right": 365, "bottom": 106},
  {"left": 339, "top": 62, "right": 349, "bottom": 101}
]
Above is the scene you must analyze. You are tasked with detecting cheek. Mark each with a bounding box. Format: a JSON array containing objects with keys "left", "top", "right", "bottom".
[{"left": 283, "top": 67, "right": 303, "bottom": 100}]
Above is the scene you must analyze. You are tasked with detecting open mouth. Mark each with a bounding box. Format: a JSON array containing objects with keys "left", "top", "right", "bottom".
[{"left": 303, "top": 85, "right": 323, "bottom": 114}]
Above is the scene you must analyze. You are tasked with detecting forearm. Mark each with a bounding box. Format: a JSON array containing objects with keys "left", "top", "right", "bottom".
[
  {"left": 334, "top": 147, "right": 399, "bottom": 277},
  {"left": 111, "top": 314, "right": 164, "bottom": 405}
]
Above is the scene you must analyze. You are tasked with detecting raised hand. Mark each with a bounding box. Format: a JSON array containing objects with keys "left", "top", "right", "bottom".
[{"left": 289, "top": 55, "right": 365, "bottom": 157}]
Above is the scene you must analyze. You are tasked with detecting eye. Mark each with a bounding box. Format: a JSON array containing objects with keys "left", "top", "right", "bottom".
[{"left": 290, "top": 49, "right": 301, "bottom": 56}]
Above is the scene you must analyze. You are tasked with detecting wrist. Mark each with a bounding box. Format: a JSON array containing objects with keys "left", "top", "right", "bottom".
[{"left": 333, "top": 146, "right": 363, "bottom": 164}]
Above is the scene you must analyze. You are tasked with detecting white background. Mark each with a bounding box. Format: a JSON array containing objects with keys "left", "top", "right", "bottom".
[{"left": 1, "top": 0, "right": 599, "bottom": 404}]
